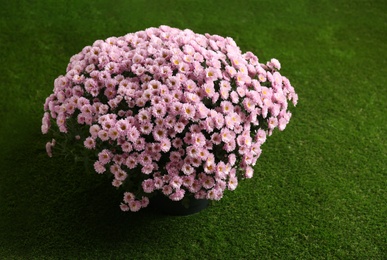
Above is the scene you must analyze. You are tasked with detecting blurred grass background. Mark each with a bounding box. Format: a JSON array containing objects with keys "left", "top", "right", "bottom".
[{"left": 0, "top": 0, "right": 386, "bottom": 258}]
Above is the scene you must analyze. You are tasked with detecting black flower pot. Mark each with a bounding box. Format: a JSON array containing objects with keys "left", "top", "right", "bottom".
[{"left": 152, "top": 194, "right": 209, "bottom": 216}]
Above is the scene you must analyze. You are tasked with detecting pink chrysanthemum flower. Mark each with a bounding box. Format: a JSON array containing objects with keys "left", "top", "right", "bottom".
[
  {"left": 114, "top": 169, "right": 128, "bottom": 181},
  {"left": 139, "top": 122, "right": 153, "bottom": 135},
  {"left": 45, "top": 141, "right": 54, "bottom": 157},
  {"left": 138, "top": 152, "right": 153, "bottom": 167},
  {"left": 174, "top": 121, "right": 185, "bottom": 133},
  {"left": 120, "top": 203, "right": 130, "bottom": 212},
  {"left": 268, "top": 58, "right": 281, "bottom": 70},
  {"left": 93, "top": 161, "right": 106, "bottom": 174},
  {"left": 186, "top": 145, "right": 200, "bottom": 158},
  {"left": 128, "top": 200, "right": 142, "bottom": 212},
  {"left": 203, "top": 82, "right": 215, "bottom": 98},
  {"left": 162, "top": 185, "right": 173, "bottom": 196},
  {"left": 116, "top": 119, "right": 129, "bottom": 135},
  {"left": 142, "top": 179, "right": 155, "bottom": 193},
  {"left": 123, "top": 192, "right": 135, "bottom": 204},
  {"left": 152, "top": 103, "right": 167, "bottom": 118},
  {"left": 89, "top": 124, "right": 101, "bottom": 138},
  {"left": 108, "top": 127, "right": 120, "bottom": 140},
  {"left": 127, "top": 126, "right": 140, "bottom": 142},
  {"left": 202, "top": 176, "right": 215, "bottom": 189},
  {"left": 245, "top": 166, "right": 254, "bottom": 179},
  {"left": 97, "top": 129, "right": 109, "bottom": 141},
  {"left": 121, "top": 141, "right": 133, "bottom": 153},
  {"left": 182, "top": 175, "right": 194, "bottom": 188},
  {"left": 206, "top": 188, "right": 222, "bottom": 200},
  {"left": 170, "top": 189, "right": 185, "bottom": 201},
  {"left": 163, "top": 115, "right": 176, "bottom": 129},
  {"left": 84, "top": 137, "right": 96, "bottom": 149},
  {"left": 191, "top": 132, "right": 206, "bottom": 147},
  {"left": 181, "top": 163, "right": 195, "bottom": 175},
  {"left": 228, "top": 176, "right": 238, "bottom": 191},
  {"left": 193, "top": 189, "right": 206, "bottom": 200},
  {"left": 188, "top": 180, "right": 201, "bottom": 193},
  {"left": 160, "top": 138, "right": 171, "bottom": 153},
  {"left": 141, "top": 197, "right": 150, "bottom": 208},
  {"left": 154, "top": 177, "right": 164, "bottom": 189},
  {"left": 98, "top": 149, "right": 112, "bottom": 165},
  {"left": 125, "top": 155, "right": 138, "bottom": 169},
  {"left": 182, "top": 103, "right": 196, "bottom": 119},
  {"left": 170, "top": 176, "right": 183, "bottom": 189},
  {"left": 152, "top": 126, "right": 167, "bottom": 141},
  {"left": 268, "top": 117, "right": 278, "bottom": 129}
]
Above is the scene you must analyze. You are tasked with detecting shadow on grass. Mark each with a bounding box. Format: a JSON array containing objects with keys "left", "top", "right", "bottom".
[{"left": 0, "top": 128, "right": 184, "bottom": 257}]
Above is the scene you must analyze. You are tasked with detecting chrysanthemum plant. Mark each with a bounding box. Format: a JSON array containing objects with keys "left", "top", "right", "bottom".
[{"left": 42, "top": 26, "right": 298, "bottom": 212}]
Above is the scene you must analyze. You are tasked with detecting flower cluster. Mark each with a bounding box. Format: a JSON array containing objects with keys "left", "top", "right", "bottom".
[{"left": 42, "top": 25, "right": 298, "bottom": 212}]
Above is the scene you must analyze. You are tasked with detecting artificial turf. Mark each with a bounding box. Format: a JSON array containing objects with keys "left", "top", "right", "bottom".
[{"left": 0, "top": 0, "right": 386, "bottom": 258}]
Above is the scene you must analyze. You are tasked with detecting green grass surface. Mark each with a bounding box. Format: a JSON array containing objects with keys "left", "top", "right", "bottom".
[{"left": 1, "top": 0, "right": 386, "bottom": 258}]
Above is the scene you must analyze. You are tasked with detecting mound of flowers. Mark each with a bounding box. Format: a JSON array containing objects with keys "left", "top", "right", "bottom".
[{"left": 42, "top": 25, "right": 298, "bottom": 212}]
